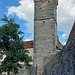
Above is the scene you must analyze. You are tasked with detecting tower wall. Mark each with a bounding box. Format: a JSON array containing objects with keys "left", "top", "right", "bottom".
[{"left": 34, "top": 0, "right": 58, "bottom": 75}]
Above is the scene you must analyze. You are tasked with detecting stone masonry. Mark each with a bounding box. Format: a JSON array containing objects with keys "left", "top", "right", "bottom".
[
  {"left": 33, "top": 0, "right": 58, "bottom": 75},
  {"left": 44, "top": 39, "right": 75, "bottom": 75}
]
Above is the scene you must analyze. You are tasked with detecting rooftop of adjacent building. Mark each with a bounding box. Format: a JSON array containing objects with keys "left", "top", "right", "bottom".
[
  {"left": 66, "top": 22, "right": 75, "bottom": 44},
  {"left": 23, "top": 40, "right": 63, "bottom": 50},
  {"left": 23, "top": 41, "right": 33, "bottom": 49}
]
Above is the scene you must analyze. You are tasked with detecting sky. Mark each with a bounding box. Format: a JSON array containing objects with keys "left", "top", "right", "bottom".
[{"left": 0, "top": 0, "right": 75, "bottom": 45}]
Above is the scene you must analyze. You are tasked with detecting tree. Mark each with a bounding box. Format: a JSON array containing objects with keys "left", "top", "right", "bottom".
[{"left": 0, "top": 15, "right": 32, "bottom": 75}]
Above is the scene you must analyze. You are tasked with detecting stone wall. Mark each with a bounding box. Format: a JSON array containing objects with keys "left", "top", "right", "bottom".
[
  {"left": 44, "top": 39, "right": 75, "bottom": 75},
  {"left": 34, "top": 0, "right": 58, "bottom": 75}
]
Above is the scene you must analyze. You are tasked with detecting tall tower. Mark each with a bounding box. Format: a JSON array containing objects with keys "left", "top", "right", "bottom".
[{"left": 34, "top": 0, "right": 58, "bottom": 75}]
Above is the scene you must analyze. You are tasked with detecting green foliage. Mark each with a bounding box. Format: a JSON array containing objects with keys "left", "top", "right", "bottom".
[{"left": 0, "top": 15, "right": 32, "bottom": 75}]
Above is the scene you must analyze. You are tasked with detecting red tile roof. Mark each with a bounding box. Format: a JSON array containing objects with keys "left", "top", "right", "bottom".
[
  {"left": 23, "top": 40, "right": 62, "bottom": 50},
  {"left": 23, "top": 41, "right": 33, "bottom": 48},
  {"left": 66, "top": 22, "right": 75, "bottom": 44}
]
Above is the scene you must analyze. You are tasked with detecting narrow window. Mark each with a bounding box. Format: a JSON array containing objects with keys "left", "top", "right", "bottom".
[{"left": 43, "top": 21, "right": 45, "bottom": 24}]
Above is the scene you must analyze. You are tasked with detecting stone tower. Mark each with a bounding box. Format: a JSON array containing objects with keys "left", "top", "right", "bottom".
[{"left": 33, "top": 0, "right": 58, "bottom": 75}]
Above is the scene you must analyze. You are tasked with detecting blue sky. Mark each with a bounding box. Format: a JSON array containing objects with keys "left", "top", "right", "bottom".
[
  {"left": 0, "top": 0, "right": 33, "bottom": 41},
  {"left": 0, "top": 0, "right": 75, "bottom": 45}
]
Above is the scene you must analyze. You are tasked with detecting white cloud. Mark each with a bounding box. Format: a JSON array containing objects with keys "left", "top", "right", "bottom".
[
  {"left": 7, "top": 0, "right": 75, "bottom": 44},
  {"left": 25, "top": 39, "right": 31, "bottom": 41},
  {"left": 57, "top": 0, "right": 75, "bottom": 44},
  {"left": 62, "top": 34, "right": 66, "bottom": 37},
  {"left": 62, "top": 42, "right": 66, "bottom": 45},
  {"left": 7, "top": 0, "right": 34, "bottom": 34}
]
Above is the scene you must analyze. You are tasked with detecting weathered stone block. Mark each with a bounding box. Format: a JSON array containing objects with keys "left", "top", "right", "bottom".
[
  {"left": 44, "top": 39, "right": 75, "bottom": 75},
  {"left": 33, "top": 0, "right": 58, "bottom": 75}
]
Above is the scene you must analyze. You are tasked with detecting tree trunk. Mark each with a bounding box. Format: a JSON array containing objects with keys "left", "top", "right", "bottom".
[{"left": 7, "top": 72, "right": 10, "bottom": 75}]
